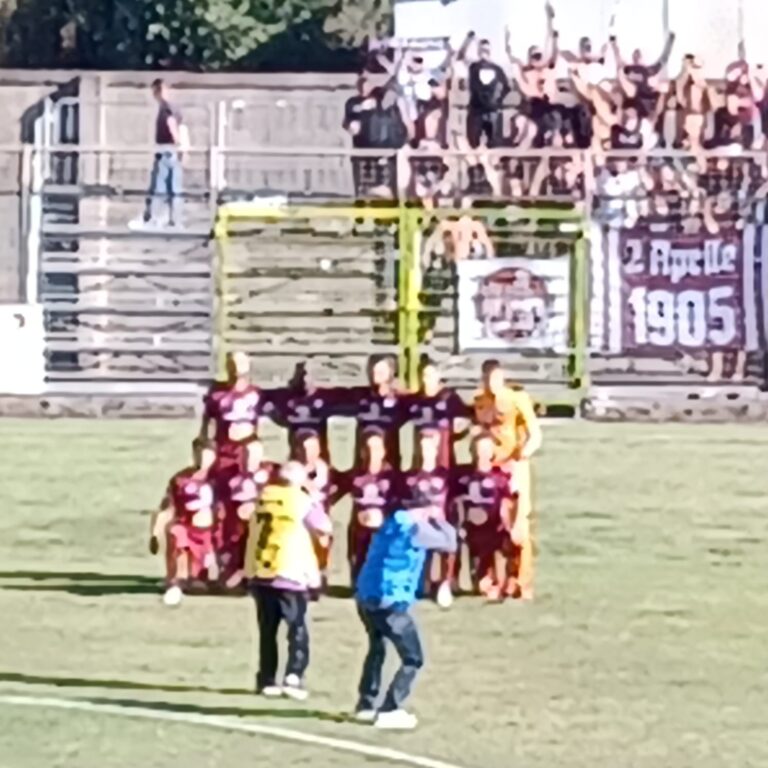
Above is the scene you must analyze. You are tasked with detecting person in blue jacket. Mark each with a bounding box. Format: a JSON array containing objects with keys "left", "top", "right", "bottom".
[{"left": 353, "top": 492, "right": 458, "bottom": 730}]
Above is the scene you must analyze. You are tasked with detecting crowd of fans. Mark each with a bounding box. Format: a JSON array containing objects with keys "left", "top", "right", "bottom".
[{"left": 342, "top": 2, "right": 768, "bottom": 222}]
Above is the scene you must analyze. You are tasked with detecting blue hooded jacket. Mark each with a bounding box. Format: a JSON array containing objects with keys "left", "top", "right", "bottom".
[{"left": 356, "top": 510, "right": 458, "bottom": 610}]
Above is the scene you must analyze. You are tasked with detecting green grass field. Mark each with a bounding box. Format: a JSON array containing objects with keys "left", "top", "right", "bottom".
[{"left": 1, "top": 419, "right": 766, "bottom": 768}]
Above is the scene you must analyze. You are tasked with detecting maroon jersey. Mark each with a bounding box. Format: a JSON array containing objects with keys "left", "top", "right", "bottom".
[
  {"left": 346, "top": 468, "right": 398, "bottom": 530},
  {"left": 346, "top": 387, "right": 405, "bottom": 468},
  {"left": 304, "top": 460, "right": 338, "bottom": 515},
  {"left": 226, "top": 462, "right": 277, "bottom": 508},
  {"left": 203, "top": 383, "right": 263, "bottom": 461},
  {"left": 452, "top": 465, "right": 513, "bottom": 544},
  {"left": 405, "top": 388, "right": 470, "bottom": 468},
  {"left": 219, "top": 462, "right": 277, "bottom": 547},
  {"left": 263, "top": 387, "right": 342, "bottom": 458},
  {"left": 168, "top": 469, "right": 215, "bottom": 529},
  {"left": 399, "top": 468, "right": 451, "bottom": 519}
]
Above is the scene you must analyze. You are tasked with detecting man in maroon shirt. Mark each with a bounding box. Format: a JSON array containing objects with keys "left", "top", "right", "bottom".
[
  {"left": 200, "top": 351, "right": 264, "bottom": 493},
  {"left": 344, "top": 355, "right": 406, "bottom": 470},
  {"left": 452, "top": 433, "right": 516, "bottom": 601},
  {"left": 399, "top": 426, "right": 454, "bottom": 607},
  {"left": 217, "top": 439, "right": 277, "bottom": 589},
  {"left": 405, "top": 357, "right": 472, "bottom": 469},
  {"left": 263, "top": 363, "right": 344, "bottom": 461},
  {"left": 149, "top": 439, "right": 217, "bottom": 606},
  {"left": 334, "top": 427, "right": 398, "bottom": 585}
]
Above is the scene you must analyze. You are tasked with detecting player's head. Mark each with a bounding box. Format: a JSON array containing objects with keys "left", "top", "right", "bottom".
[
  {"left": 288, "top": 361, "right": 309, "bottom": 394},
  {"left": 192, "top": 438, "right": 216, "bottom": 472},
  {"left": 579, "top": 36, "right": 592, "bottom": 56},
  {"left": 244, "top": 438, "right": 264, "bottom": 471},
  {"left": 151, "top": 77, "right": 169, "bottom": 102},
  {"left": 418, "top": 355, "right": 441, "bottom": 394},
  {"left": 478, "top": 38, "right": 492, "bottom": 61},
  {"left": 294, "top": 429, "right": 321, "bottom": 464},
  {"left": 481, "top": 359, "right": 505, "bottom": 394},
  {"left": 368, "top": 354, "right": 396, "bottom": 387},
  {"left": 226, "top": 350, "right": 250, "bottom": 382},
  {"left": 279, "top": 460, "right": 308, "bottom": 488},
  {"left": 471, "top": 432, "right": 496, "bottom": 464},
  {"left": 631, "top": 47, "right": 643, "bottom": 65},
  {"left": 417, "top": 426, "right": 441, "bottom": 466},
  {"left": 362, "top": 427, "right": 386, "bottom": 467}
]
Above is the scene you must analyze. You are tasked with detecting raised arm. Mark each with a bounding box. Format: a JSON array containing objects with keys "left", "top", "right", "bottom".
[
  {"left": 543, "top": 1, "right": 559, "bottom": 68},
  {"left": 651, "top": 32, "right": 676, "bottom": 71},
  {"left": 455, "top": 31, "right": 476, "bottom": 63},
  {"left": 609, "top": 35, "right": 625, "bottom": 69},
  {"left": 505, "top": 26, "right": 525, "bottom": 69}
]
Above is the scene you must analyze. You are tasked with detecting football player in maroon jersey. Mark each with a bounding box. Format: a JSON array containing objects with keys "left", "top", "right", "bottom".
[
  {"left": 200, "top": 350, "right": 264, "bottom": 493},
  {"left": 263, "top": 363, "right": 343, "bottom": 461},
  {"left": 452, "top": 433, "right": 516, "bottom": 601},
  {"left": 217, "top": 438, "right": 276, "bottom": 589},
  {"left": 346, "top": 355, "right": 405, "bottom": 470},
  {"left": 292, "top": 428, "right": 336, "bottom": 592},
  {"left": 400, "top": 426, "right": 455, "bottom": 607},
  {"left": 406, "top": 356, "right": 472, "bottom": 469},
  {"left": 334, "top": 427, "right": 397, "bottom": 586},
  {"left": 149, "top": 439, "right": 218, "bottom": 606}
]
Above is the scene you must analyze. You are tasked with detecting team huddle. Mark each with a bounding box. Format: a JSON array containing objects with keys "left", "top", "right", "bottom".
[
  {"left": 147, "top": 350, "right": 542, "bottom": 726},
  {"left": 149, "top": 351, "right": 542, "bottom": 607}
]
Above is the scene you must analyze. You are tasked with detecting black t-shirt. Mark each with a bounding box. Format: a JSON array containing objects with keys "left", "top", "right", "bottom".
[
  {"left": 622, "top": 64, "right": 661, "bottom": 118},
  {"left": 343, "top": 96, "right": 374, "bottom": 148},
  {"left": 468, "top": 61, "right": 510, "bottom": 113},
  {"left": 610, "top": 124, "right": 643, "bottom": 150},
  {"left": 344, "top": 93, "right": 406, "bottom": 149},
  {"left": 156, "top": 100, "right": 181, "bottom": 145}
]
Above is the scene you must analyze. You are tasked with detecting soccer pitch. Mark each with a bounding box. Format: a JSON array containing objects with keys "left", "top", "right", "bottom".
[{"left": 0, "top": 419, "right": 766, "bottom": 768}]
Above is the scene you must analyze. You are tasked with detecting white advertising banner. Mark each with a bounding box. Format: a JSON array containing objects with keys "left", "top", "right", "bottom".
[
  {"left": 457, "top": 257, "right": 571, "bottom": 352},
  {"left": 0, "top": 304, "right": 45, "bottom": 394}
]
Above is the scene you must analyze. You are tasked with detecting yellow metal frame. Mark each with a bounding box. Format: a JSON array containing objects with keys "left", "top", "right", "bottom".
[{"left": 213, "top": 201, "right": 588, "bottom": 395}]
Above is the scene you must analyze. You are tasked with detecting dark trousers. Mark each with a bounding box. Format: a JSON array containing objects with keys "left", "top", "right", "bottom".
[
  {"left": 252, "top": 585, "right": 309, "bottom": 689},
  {"left": 467, "top": 108, "right": 505, "bottom": 148},
  {"left": 356, "top": 600, "right": 424, "bottom": 713}
]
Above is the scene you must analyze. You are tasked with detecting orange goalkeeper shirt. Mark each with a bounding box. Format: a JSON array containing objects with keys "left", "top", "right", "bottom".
[{"left": 473, "top": 386, "right": 539, "bottom": 464}]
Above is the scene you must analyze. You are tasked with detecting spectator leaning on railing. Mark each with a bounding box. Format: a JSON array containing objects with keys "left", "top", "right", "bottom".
[{"left": 343, "top": 69, "right": 408, "bottom": 199}]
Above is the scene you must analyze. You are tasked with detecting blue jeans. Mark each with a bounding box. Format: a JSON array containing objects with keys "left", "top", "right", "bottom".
[
  {"left": 356, "top": 600, "right": 424, "bottom": 712},
  {"left": 144, "top": 151, "right": 182, "bottom": 224}
]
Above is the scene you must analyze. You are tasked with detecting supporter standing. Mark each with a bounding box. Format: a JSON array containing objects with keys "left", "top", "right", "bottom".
[
  {"left": 129, "top": 78, "right": 187, "bottom": 230},
  {"left": 465, "top": 34, "right": 511, "bottom": 148},
  {"left": 343, "top": 72, "right": 407, "bottom": 199}
]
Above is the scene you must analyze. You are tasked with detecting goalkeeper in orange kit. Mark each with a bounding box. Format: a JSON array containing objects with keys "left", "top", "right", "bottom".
[{"left": 472, "top": 360, "right": 542, "bottom": 601}]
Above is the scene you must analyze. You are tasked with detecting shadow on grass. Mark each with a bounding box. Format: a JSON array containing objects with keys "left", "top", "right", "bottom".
[
  {"left": 84, "top": 694, "right": 348, "bottom": 723},
  {"left": 0, "top": 570, "right": 356, "bottom": 600},
  {"left": 0, "top": 570, "right": 160, "bottom": 596},
  {"left": 0, "top": 671, "right": 248, "bottom": 696},
  {"left": 0, "top": 672, "right": 347, "bottom": 723}
]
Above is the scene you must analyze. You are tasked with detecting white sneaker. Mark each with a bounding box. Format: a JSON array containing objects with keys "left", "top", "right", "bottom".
[
  {"left": 436, "top": 581, "right": 454, "bottom": 609},
  {"left": 162, "top": 585, "right": 183, "bottom": 607},
  {"left": 259, "top": 685, "right": 283, "bottom": 698},
  {"left": 353, "top": 709, "right": 377, "bottom": 723},
  {"left": 375, "top": 710, "right": 418, "bottom": 730},
  {"left": 282, "top": 674, "right": 309, "bottom": 701}
]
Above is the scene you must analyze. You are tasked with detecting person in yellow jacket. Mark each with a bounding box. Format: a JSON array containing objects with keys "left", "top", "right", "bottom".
[
  {"left": 472, "top": 360, "right": 542, "bottom": 601},
  {"left": 244, "top": 461, "right": 332, "bottom": 701}
]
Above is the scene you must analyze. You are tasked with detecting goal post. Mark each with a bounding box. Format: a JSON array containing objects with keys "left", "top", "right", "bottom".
[
  {"left": 212, "top": 200, "right": 589, "bottom": 400},
  {"left": 212, "top": 201, "right": 414, "bottom": 386}
]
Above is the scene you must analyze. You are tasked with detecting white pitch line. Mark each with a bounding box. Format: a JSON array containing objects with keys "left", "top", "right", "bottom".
[{"left": 0, "top": 693, "right": 466, "bottom": 768}]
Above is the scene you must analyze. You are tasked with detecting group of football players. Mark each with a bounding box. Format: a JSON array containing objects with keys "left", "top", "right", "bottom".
[{"left": 148, "top": 349, "right": 542, "bottom": 607}]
